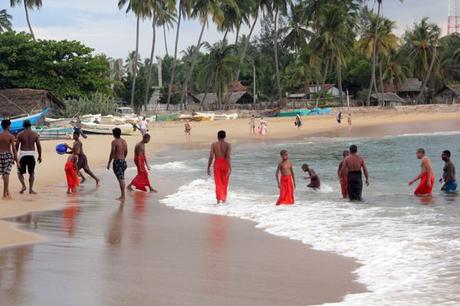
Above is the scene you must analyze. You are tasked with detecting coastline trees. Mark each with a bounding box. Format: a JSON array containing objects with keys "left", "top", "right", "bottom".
[
  {"left": 0, "top": 9, "right": 12, "bottom": 32},
  {"left": 10, "top": 0, "right": 42, "bottom": 41}
]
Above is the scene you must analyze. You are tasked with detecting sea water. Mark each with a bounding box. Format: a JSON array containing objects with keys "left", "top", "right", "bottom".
[{"left": 160, "top": 132, "right": 460, "bottom": 306}]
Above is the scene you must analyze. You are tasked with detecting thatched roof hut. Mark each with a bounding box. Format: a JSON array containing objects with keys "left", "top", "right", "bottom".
[
  {"left": 397, "top": 78, "right": 425, "bottom": 99},
  {"left": 371, "top": 92, "right": 406, "bottom": 106},
  {"left": 435, "top": 84, "right": 460, "bottom": 104},
  {"left": 0, "top": 88, "right": 64, "bottom": 117},
  {"left": 194, "top": 91, "right": 254, "bottom": 105}
]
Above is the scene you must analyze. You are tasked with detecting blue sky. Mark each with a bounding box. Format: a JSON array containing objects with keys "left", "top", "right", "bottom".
[{"left": 1, "top": 0, "right": 449, "bottom": 60}]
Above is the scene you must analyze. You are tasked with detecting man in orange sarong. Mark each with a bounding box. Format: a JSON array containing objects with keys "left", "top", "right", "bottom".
[
  {"left": 207, "top": 130, "right": 232, "bottom": 204},
  {"left": 338, "top": 150, "right": 349, "bottom": 199},
  {"left": 276, "top": 150, "right": 296, "bottom": 205},
  {"left": 128, "top": 134, "right": 157, "bottom": 193},
  {"left": 409, "top": 148, "right": 435, "bottom": 196}
]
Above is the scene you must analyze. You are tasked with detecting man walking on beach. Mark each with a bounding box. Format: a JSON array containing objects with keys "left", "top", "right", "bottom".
[
  {"left": 0, "top": 120, "right": 18, "bottom": 200},
  {"left": 338, "top": 150, "right": 350, "bottom": 198},
  {"left": 440, "top": 150, "right": 457, "bottom": 193},
  {"left": 128, "top": 133, "right": 157, "bottom": 192},
  {"left": 409, "top": 148, "right": 435, "bottom": 196},
  {"left": 340, "top": 145, "right": 369, "bottom": 201},
  {"left": 67, "top": 131, "right": 99, "bottom": 185},
  {"left": 208, "top": 130, "right": 231, "bottom": 204},
  {"left": 15, "top": 120, "right": 41, "bottom": 194},
  {"left": 107, "top": 128, "right": 128, "bottom": 201}
]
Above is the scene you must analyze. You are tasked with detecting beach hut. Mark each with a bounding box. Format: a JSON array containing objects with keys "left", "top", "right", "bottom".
[
  {"left": 0, "top": 88, "right": 64, "bottom": 117},
  {"left": 370, "top": 93, "right": 406, "bottom": 107},
  {"left": 434, "top": 84, "right": 460, "bottom": 104},
  {"left": 397, "top": 78, "right": 425, "bottom": 101},
  {"left": 195, "top": 92, "right": 254, "bottom": 107}
]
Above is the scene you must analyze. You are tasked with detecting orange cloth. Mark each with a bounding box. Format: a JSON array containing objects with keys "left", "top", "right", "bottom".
[
  {"left": 65, "top": 160, "right": 79, "bottom": 192},
  {"left": 214, "top": 158, "right": 230, "bottom": 202},
  {"left": 130, "top": 154, "right": 151, "bottom": 192},
  {"left": 277, "top": 175, "right": 295, "bottom": 205},
  {"left": 414, "top": 172, "right": 435, "bottom": 196},
  {"left": 341, "top": 175, "right": 348, "bottom": 199}
]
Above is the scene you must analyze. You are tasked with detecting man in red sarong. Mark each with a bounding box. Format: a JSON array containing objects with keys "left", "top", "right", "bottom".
[
  {"left": 409, "top": 148, "right": 435, "bottom": 196},
  {"left": 338, "top": 150, "right": 349, "bottom": 198},
  {"left": 128, "top": 134, "right": 157, "bottom": 193},
  {"left": 207, "top": 130, "right": 232, "bottom": 204},
  {"left": 276, "top": 150, "right": 296, "bottom": 205}
]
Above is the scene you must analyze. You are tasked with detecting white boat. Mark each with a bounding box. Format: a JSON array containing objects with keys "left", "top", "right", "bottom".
[
  {"left": 213, "top": 113, "right": 239, "bottom": 120},
  {"left": 33, "top": 127, "right": 74, "bottom": 140},
  {"left": 81, "top": 122, "right": 134, "bottom": 135}
]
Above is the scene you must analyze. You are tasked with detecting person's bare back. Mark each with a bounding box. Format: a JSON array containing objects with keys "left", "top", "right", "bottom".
[
  {"left": 211, "top": 140, "right": 231, "bottom": 160},
  {"left": 134, "top": 141, "right": 145, "bottom": 157},
  {"left": 0, "top": 131, "right": 15, "bottom": 153},
  {"left": 420, "top": 156, "right": 432, "bottom": 174},
  {"left": 16, "top": 129, "right": 39, "bottom": 152},
  {"left": 111, "top": 138, "right": 128, "bottom": 160},
  {"left": 343, "top": 154, "right": 365, "bottom": 172}
]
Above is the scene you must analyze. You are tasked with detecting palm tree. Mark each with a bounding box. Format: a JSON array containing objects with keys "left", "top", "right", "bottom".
[
  {"left": 272, "top": 0, "right": 290, "bottom": 103},
  {"left": 0, "top": 9, "right": 13, "bottom": 32},
  {"left": 118, "top": 0, "right": 152, "bottom": 110},
  {"left": 156, "top": 0, "right": 176, "bottom": 57},
  {"left": 280, "top": 3, "right": 312, "bottom": 55},
  {"left": 10, "top": 0, "right": 42, "bottom": 40}
]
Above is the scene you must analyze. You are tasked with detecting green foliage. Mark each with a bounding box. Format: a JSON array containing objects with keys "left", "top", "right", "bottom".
[
  {"left": 0, "top": 31, "right": 113, "bottom": 98},
  {"left": 62, "top": 93, "right": 118, "bottom": 117}
]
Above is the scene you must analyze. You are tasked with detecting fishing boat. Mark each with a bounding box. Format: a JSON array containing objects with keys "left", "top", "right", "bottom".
[
  {"left": 155, "top": 113, "right": 179, "bottom": 122},
  {"left": 0, "top": 109, "right": 48, "bottom": 134},
  {"left": 308, "top": 107, "right": 333, "bottom": 115},
  {"left": 213, "top": 113, "right": 239, "bottom": 120},
  {"left": 33, "top": 126, "right": 74, "bottom": 140},
  {"left": 81, "top": 122, "right": 134, "bottom": 135},
  {"left": 277, "top": 109, "right": 311, "bottom": 117}
]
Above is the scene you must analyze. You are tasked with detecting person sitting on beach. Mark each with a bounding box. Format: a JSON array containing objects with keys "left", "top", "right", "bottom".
[
  {"left": 338, "top": 150, "right": 350, "bottom": 199},
  {"left": 128, "top": 133, "right": 157, "bottom": 193},
  {"left": 301, "top": 164, "right": 320, "bottom": 189},
  {"left": 66, "top": 131, "right": 99, "bottom": 185},
  {"left": 0, "top": 120, "right": 18, "bottom": 200},
  {"left": 295, "top": 114, "right": 302, "bottom": 129},
  {"left": 184, "top": 120, "right": 192, "bottom": 140},
  {"left": 65, "top": 153, "right": 79, "bottom": 194},
  {"left": 15, "top": 120, "right": 41, "bottom": 194},
  {"left": 409, "top": 148, "right": 435, "bottom": 196},
  {"left": 207, "top": 130, "right": 232, "bottom": 204},
  {"left": 440, "top": 150, "right": 457, "bottom": 193},
  {"left": 340, "top": 145, "right": 369, "bottom": 201},
  {"left": 107, "top": 128, "right": 128, "bottom": 201},
  {"left": 276, "top": 150, "right": 296, "bottom": 205}
]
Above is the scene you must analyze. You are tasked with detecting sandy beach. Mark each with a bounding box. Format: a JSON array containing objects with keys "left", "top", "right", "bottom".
[{"left": 0, "top": 106, "right": 459, "bottom": 305}]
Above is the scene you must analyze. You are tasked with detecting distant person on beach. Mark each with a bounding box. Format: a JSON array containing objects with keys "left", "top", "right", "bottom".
[
  {"left": 409, "top": 148, "right": 435, "bottom": 196},
  {"left": 139, "top": 117, "right": 148, "bottom": 135},
  {"left": 15, "top": 120, "right": 41, "bottom": 194},
  {"left": 276, "top": 150, "right": 296, "bottom": 205},
  {"left": 259, "top": 118, "right": 268, "bottom": 135},
  {"left": 338, "top": 150, "right": 350, "bottom": 198},
  {"left": 249, "top": 115, "right": 256, "bottom": 134},
  {"left": 347, "top": 113, "right": 352, "bottom": 131},
  {"left": 295, "top": 114, "right": 302, "bottom": 129},
  {"left": 73, "top": 116, "right": 87, "bottom": 139},
  {"left": 184, "top": 120, "right": 192, "bottom": 140},
  {"left": 67, "top": 131, "right": 99, "bottom": 185},
  {"left": 128, "top": 133, "right": 157, "bottom": 193},
  {"left": 65, "top": 153, "right": 79, "bottom": 194},
  {"left": 340, "top": 145, "right": 369, "bottom": 201},
  {"left": 0, "top": 120, "right": 18, "bottom": 200},
  {"left": 301, "top": 164, "right": 320, "bottom": 189},
  {"left": 107, "top": 128, "right": 128, "bottom": 201},
  {"left": 440, "top": 150, "right": 457, "bottom": 193},
  {"left": 207, "top": 130, "right": 232, "bottom": 204},
  {"left": 336, "top": 111, "right": 342, "bottom": 127}
]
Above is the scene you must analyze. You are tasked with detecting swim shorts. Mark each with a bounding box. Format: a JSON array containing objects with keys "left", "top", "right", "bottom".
[
  {"left": 113, "top": 159, "right": 127, "bottom": 180},
  {"left": 77, "top": 153, "right": 89, "bottom": 170},
  {"left": 442, "top": 180, "right": 458, "bottom": 193},
  {"left": 0, "top": 152, "right": 14, "bottom": 176},
  {"left": 18, "top": 155, "right": 36, "bottom": 175}
]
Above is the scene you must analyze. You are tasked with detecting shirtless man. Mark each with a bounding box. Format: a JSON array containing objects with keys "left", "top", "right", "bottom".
[
  {"left": 184, "top": 120, "right": 191, "bottom": 140},
  {"left": 67, "top": 131, "right": 99, "bottom": 185},
  {"left": 207, "top": 130, "right": 232, "bottom": 204},
  {"left": 107, "top": 128, "right": 128, "bottom": 201},
  {"left": 15, "top": 120, "right": 41, "bottom": 194},
  {"left": 0, "top": 120, "right": 18, "bottom": 200},
  {"left": 127, "top": 133, "right": 157, "bottom": 192},
  {"left": 440, "top": 150, "right": 457, "bottom": 193},
  {"left": 301, "top": 164, "right": 320, "bottom": 189},
  {"left": 409, "top": 148, "right": 435, "bottom": 196},
  {"left": 249, "top": 115, "right": 256, "bottom": 134},
  {"left": 340, "top": 145, "right": 369, "bottom": 201},
  {"left": 276, "top": 150, "right": 296, "bottom": 205}
]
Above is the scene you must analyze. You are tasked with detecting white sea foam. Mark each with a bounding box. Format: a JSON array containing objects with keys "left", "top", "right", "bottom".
[
  {"left": 150, "top": 161, "right": 199, "bottom": 172},
  {"left": 161, "top": 178, "right": 460, "bottom": 306},
  {"left": 387, "top": 131, "right": 460, "bottom": 138}
]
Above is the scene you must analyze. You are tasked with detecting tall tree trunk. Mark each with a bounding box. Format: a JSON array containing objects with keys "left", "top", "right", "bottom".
[
  {"left": 273, "top": 7, "right": 282, "bottom": 103},
  {"left": 322, "top": 57, "right": 330, "bottom": 87},
  {"left": 235, "top": 10, "right": 258, "bottom": 80},
  {"left": 163, "top": 25, "right": 169, "bottom": 56},
  {"left": 180, "top": 22, "right": 206, "bottom": 109},
  {"left": 366, "top": 2, "right": 381, "bottom": 106},
  {"left": 24, "top": 4, "right": 36, "bottom": 41},
  {"left": 416, "top": 46, "right": 437, "bottom": 104},
  {"left": 253, "top": 62, "right": 257, "bottom": 105},
  {"left": 223, "top": 29, "right": 229, "bottom": 41},
  {"left": 144, "top": 15, "right": 157, "bottom": 111},
  {"left": 201, "top": 71, "right": 215, "bottom": 110},
  {"left": 337, "top": 57, "right": 344, "bottom": 105},
  {"left": 131, "top": 16, "right": 140, "bottom": 111},
  {"left": 234, "top": 23, "right": 240, "bottom": 45},
  {"left": 166, "top": 3, "right": 182, "bottom": 111},
  {"left": 378, "top": 57, "right": 385, "bottom": 106}
]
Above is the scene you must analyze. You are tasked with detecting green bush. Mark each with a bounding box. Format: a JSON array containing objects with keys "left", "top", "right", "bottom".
[{"left": 62, "top": 93, "right": 117, "bottom": 117}]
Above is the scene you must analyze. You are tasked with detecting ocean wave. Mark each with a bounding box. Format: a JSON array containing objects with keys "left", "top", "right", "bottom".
[{"left": 150, "top": 161, "right": 199, "bottom": 172}]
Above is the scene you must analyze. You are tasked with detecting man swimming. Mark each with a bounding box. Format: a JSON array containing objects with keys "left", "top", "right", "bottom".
[
  {"left": 301, "top": 164, "right": 320, "bottom": 189},
  {"left": 107, "top": 128, "right": 128, "bottom": 201},
  {"left": 440, "top": 150, "right": 457, "bottom": 193},
  {"left": 409, "top": 148, "right": 435, "bottom": 196},
  {"left": 15, "top": 119, "right": 41, "bottom": 194},
  {"left": 338, "top": 150, "right": 349, "bottom": 199},
  {"left": 340, "top": 145, "right": 369, "bottom": 201},
  {"left": 67, "top": 131, "right": 99, "bottom": 185},
  {"left": 276, "top": 150, "right": 296, "bottom": 205},
  {"left": 0, "top": 120, "right": 18, "bottom": 200},
  {"left": 207, "top": 130, "right": 231, "bottom": 204}
]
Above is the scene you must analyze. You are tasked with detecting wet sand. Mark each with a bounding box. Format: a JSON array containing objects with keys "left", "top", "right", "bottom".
[{"left": 0, "top": 169, "right": 364, "bottom": 306}]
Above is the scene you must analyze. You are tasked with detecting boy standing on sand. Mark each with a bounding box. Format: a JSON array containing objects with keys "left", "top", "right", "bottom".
[
  {"left": 107, "top": 128, "right": 128, "bottom": 201},
  {"left": 208, "top": 130, "right": 232, "bottom": 204},
  {"left": 409, "top": 148, "right": 435, "bottom": 196},
  {"left": 276, "top": 150, "right": 296, "bottom": 205},
  {"left": 0, "top": 120, "right": 18, "bottom": 200},
  {"left": 440, "top": 150, "right": 457, "bottom": 193},
  {"left": 184, "top": 120, "right": 192, "bottom": 140},
  {"left": 249, "top": 115, "right": 256, "bottom": 134}
]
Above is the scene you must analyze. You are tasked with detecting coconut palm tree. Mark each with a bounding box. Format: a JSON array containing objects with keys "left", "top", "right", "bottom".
[
  {"left": 0, "top": 9, "right": 13, "bottom": 32},
  {"left": 280, "top": 3, "right": 311, "bottom": 54},
  {"left": 156, "top": 0, "right": 176, "bottom": 56},
  {"left": 10, "top": 0, "right": 42, "bottom": 40},
  {"left": 272, "top": 0, "right": 290, "bottom": 103}
]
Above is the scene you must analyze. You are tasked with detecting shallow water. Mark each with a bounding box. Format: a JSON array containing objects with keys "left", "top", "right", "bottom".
[{"left": 161, "top": 131, "right": 460, "bottom": 306}]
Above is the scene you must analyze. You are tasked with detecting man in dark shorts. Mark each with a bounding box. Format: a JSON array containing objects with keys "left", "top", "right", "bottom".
[
  {"left": 0, "top": 120, "right": 18, "bottom": 200},
  {"left": 440, "top": 150, "right": 457, "bottom": 193},
  {"left": 107, "top": 128, "right": 128, "bottom": 201},
  {"left": 15, "top": 120, "right": 42, "bottom": 194},
  {"left": 301, "top": 164, "right": 320, "bottom": 189},
  {"left": 67, "top": 131, "right": 99, "bottom": 185},
  {"left": 340, "top": 145, "right": 369, "bottom": 201}
]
